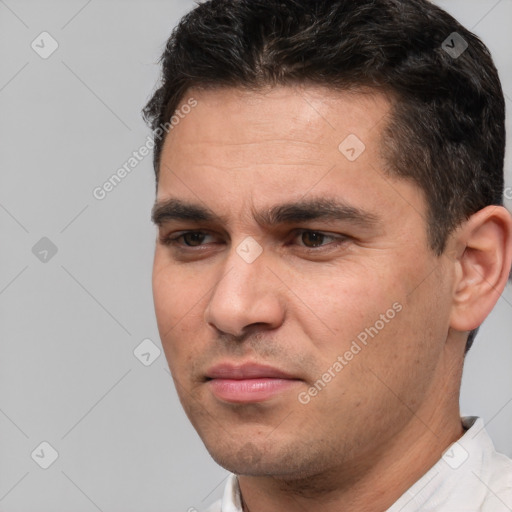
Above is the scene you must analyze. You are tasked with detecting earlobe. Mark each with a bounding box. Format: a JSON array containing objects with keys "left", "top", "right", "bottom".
[{"left": 450, "top": 205, "right": 512, "bottom": 333}]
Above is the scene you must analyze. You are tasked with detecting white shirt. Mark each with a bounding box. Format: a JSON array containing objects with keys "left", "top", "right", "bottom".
[{"left": 205, "top": 417, "right": 512, "bottom": 511}]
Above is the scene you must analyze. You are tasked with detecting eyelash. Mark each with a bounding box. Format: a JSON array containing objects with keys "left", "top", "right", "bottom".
[{"left": 159, "top": 230, "right": 347, "bottom": 252}]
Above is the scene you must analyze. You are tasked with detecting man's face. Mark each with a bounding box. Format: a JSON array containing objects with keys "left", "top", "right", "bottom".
[{"left": 152, "top": 86, "right": 455, "bottom": 478}]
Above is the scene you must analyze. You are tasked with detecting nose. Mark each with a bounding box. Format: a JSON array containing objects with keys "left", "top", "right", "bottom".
[{"left": 204, "top": 243, "right": 285, "bottom": 338}]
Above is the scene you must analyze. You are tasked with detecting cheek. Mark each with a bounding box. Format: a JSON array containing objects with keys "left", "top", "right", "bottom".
[
  {"left": 290, "top": 263, "right": 406, "bottom": 350},
  {"left": 152, "top": 253, "right": 203, "bottom": 323},
  {"left": 152, "top": 258, "right": 210, "bottom": 365},
  {"left": 152, "top": 263, "right": 176, "bottom": 329},
  {"left": 153, "top": 261, "right": 192, "bottom": 344},
  {"left": 295, "top": 257, "right": 437, "bottom": 390}
]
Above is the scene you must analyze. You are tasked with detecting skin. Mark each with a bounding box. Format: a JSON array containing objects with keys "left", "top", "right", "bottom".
[{"left": 151, "top": 85, "right": 512, "bottom": 512}]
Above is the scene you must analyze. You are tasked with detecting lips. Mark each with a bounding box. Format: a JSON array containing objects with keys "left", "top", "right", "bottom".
[
  {"left": 206, "top": 363, "right": 296, "bottom": 380},
  {"left": 205, "top": 363, "right": 301, "bottom": 403}
]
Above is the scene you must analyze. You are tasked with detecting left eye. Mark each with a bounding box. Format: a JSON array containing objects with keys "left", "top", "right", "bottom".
[
  {"left": 179, "top": 232, "right": 212, "bottom": 247},
  {"left": 161, "top": 231, "right": 215, "bottom": 247},
  {"left": 296, "top": 231, "right": 337, "bottom": 248}
]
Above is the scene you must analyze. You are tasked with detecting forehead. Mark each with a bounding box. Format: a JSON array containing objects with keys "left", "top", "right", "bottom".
[
  {"left": 158, "top": 85, "right": 392, "bottom": 185},
  {"left": 156, "top": 85, "right": 425, "bottom": 231},
  {"left": 161, "top": 85, "right": 392, "bottom": 163}
]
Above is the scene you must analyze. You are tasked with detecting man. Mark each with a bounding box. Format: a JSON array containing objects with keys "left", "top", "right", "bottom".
[{"left": 144, "top": 0, "right": 512, "bottom": 510}]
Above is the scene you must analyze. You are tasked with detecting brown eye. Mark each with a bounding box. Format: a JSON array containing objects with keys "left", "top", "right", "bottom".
[
  {"left": 182, "top": 232, "right": 207, "bottom": 246},
  {"left": 301, "top": 231, "right": 327, "bottom": 248}
]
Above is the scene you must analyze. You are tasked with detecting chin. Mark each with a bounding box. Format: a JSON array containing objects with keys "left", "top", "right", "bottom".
[{"left": 204, "top": 437, "right": 326, "bottom": 479}]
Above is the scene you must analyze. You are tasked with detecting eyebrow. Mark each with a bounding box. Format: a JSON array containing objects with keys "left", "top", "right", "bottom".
[{"left": 151, "top": 197, "right": 379, "bottom": 229}]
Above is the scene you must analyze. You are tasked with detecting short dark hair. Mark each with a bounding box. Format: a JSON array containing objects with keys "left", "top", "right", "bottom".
[{"left": 143, "top": 0, "right": 506, "bottom": 352}]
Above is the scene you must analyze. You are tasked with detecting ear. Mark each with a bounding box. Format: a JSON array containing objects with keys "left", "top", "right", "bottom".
[{"left": 450, "top": 205, "right": 512, "bottom": 333}]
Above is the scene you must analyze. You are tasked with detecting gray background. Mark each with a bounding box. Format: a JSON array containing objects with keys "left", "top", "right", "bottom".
[{"left": 1, "top": 1, "right": 511, "bottom": 511}]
